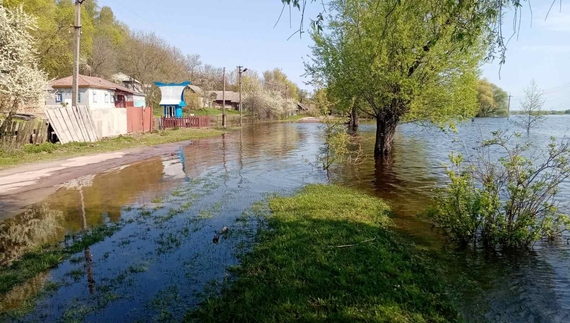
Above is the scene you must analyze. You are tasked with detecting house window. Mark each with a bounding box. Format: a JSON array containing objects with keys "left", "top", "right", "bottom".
[
  {"left": 110, "top": 95, "right": 114, "bottom": 103},
  {"left": 93, "top": 91, "right": 98, "bottom": 103},
  {"left": 78, "top": 92, "right": 82, "bottom": 103},
  {"left": 105, "top": 93, "right": 110, "bottom": 103},
  {"left": 55, "top": 92, "right": 62, "bottom": 103}
]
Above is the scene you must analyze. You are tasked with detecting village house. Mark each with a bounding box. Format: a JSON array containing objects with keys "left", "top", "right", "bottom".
[
  {"left": 185, "top": 85, "right": 240, "bottom": 110},
  {"left": 46, "top": 75, "right": 146, "bottom": 109},
  {"left": 296, "top": 102, "right": 316, "bottom": 115},
  {"left": 112, "top": 73, "right": 147, "bottom": 107},
  {"left": 208, "top": 91, "right": 240, "bottom": 110}
]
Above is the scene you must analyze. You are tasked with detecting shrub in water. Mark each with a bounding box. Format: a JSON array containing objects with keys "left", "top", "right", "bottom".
[{"left": 430, "top": 131, "right": 570, "bottom": 250}]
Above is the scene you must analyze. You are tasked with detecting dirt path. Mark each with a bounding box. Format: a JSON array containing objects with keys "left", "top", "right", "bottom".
[{"left": 0, "top": 140, "right": 193, "bottom": 218}]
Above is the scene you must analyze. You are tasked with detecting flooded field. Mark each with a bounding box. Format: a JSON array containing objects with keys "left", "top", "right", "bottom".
[{"left": 1, "top": 118, "right": 570, "bottom": 322}]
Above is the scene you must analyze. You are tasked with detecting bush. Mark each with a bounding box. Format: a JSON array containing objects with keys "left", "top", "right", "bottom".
[
  {"left": 430, "top": 131, "right": 570, "bottom": 250},
  {"left": 318, "top": 118, "right": 362, "bottom": 171},
  {"left": 23, "top": 142, "right": 58, "bottom": 154}
]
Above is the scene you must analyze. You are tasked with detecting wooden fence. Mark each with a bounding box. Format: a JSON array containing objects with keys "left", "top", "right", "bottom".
[
  {"left": 161, "top": 116, "right": 211, "bottom": 129},
  {"left": 126, "top": 106, "right": 153, "bottom": 133},
  {"left": 0, "top": 118, "right": 49, "bottom": 148},
  {"left": 44, "top": 105, "right": 100, "bottom": 144}
]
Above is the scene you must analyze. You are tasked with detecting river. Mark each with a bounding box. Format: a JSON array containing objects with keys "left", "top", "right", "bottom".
[{"left": 0, "top": 117, "right": 569, "bottom": 322}]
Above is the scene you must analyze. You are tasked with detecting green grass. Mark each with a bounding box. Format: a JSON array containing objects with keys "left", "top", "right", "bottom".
[
  {"left": 0, "top": 224, "right": 120, "bottom": 295},
  {"left": 188, "top": 108, "right": 240, "bottom": 116},
  {"left": 284, "top": 114, "right": 311, "bottom": 122},
  {"left": 0, "top": 128, "right": 225, "bottom": 168},
  {"left": 187, "top": 184, "right": 459, "bottom": 322}
]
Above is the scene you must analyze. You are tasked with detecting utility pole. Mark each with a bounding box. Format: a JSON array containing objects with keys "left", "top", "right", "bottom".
[
  {"left": 507, "top": 93, "right": 512, "bottom": 120},
  {"left": 237, "top": 66, "right": 248, "bottom": 127},
  {"left": 222, "top": 67, "right": 226, "bottom": 128},
  {"left": 72, "top": 0, "right": 86, "bottom": 109}
]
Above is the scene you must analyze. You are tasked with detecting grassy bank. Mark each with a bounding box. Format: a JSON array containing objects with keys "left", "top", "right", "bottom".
[
  {"left": 0, "top": 128, "right": 225, "bottom": 168},
  {"left": 188, "top": 108, "right": 240, "bottom": 116},
  {"left": 188, "top": 185, "right": 459, "bottom": 322}
]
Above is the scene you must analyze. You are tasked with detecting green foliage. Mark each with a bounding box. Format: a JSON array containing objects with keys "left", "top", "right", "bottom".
[
  {"left": 476, "top": 79, "right": 508, "bottom": 117},
  {"left": 318, "top": 119, "right": 362, "bottom": 170},
  {"left": 307, "top": 0, "right": 482, "bottom": 156},
  {"left": 188, "top": 184, "right": 459, "bottom": 322},
  {"left": 430, "top": 131, "right": 570, "bottom": 250}
]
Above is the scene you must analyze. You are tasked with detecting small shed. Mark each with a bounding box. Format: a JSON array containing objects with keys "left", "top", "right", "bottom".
[{"left": 155, "top": 81, "right": 191, "bottom": 118}]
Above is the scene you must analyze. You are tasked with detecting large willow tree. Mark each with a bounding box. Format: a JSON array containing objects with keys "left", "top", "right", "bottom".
[{"left": 305, "top": 0, "right": 493, "bottom": 157}]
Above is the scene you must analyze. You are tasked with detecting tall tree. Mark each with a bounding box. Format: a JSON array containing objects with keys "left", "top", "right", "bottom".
[
  {"left": 513, "top": 80, "right": 546, "bottom": 135},
  {"left": 0, "top": 5, "right": 47, "bottom": 113},
  {"left": 477, "top": 79, "right": 497, "bottom": 117},
  {"left": 307, "top": 0, "right": 482, "bottom": 157},
  {"left": 491, "top": 83, "right": 508, "bottom": 115}
]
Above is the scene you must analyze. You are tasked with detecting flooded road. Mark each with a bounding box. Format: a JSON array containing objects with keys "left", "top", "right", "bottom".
[
  {"left": 0, "top": 123, "right": 327, "bottom": 322},
  {"left": 1, "top": 119, "right": 570, "bottom": 322}
]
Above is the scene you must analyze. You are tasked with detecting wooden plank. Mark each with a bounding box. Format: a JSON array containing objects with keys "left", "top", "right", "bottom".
[
  {"left": 44, "top": 109, "right": 65, "bottom": 144},
  {"left": 75, "top": 105, "right": 91, "bottom": 141},
  {"left": 71, "top": 106, "right": 89, "bottom": 142},
  {"left": 49, "top": 108, "right": 69, "bottom": 144},
  {"left": 79, "top": 105, "right": 98, "bottom": 142},
  {"left": 77, "top": 106, "right": 95, "bottom": 142},
  {"left": 55, "top": 108, "right": 73, "bottom": 143},
  {"left": 60, "top": 107, "right": 78, "bottom": 142},
  {"left": 67, "top": 106, "right": 83, "bottom": 142},
  {"left": 39, "top": 122, "right": 48, "bottom": 144},
  {"left": 56, "top": 108, "right": 73, "bottom": 143},
  {"left": 19, "top": 121, "right": 34, "bottom": 145},
  {"left": 82, "top": 105, "right": 100, "bottom": 142}
]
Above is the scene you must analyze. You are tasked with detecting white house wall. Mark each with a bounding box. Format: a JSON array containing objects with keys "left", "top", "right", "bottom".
[
  {"left": 90, "top": 108, "right": 127, "bottom": 138},
  {"left": 45, "top": 88, "right": 87, "bottom": 107},
  {"left": 88, "top": 88, "right": 116, "bottom": 109},
  {"left": 46, "top": 88, "right": 115, "bottom": 109}
]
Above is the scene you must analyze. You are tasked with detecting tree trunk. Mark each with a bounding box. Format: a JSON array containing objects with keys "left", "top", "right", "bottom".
[
  {"left": 349, "top": 105, "right": 359, "bottom": 130},
  {"left": 374, "top": 113, "right": 399, "bottom": 158}
]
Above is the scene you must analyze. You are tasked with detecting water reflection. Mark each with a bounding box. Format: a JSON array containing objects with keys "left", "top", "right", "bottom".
[
  {"left": 335, "top": 117, "right": 570, "bottom": 321},
  {"left": 0, "top": 206, "right": 64, "bottom": 266},
  {"left": 0, "top": 123, "right": 324, "bottom": 322},
  {"left": 1, "top": 120, "right": 569, "bottom": 322}
]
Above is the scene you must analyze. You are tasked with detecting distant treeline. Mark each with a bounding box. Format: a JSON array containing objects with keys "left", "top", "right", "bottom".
[{"left": 510, "top": 110, "right": 570, "bottom": 115}]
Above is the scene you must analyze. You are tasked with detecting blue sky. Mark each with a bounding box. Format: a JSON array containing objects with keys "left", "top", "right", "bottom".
[{"left": 99, "top": 0, "right": 569, "bottom": 110}]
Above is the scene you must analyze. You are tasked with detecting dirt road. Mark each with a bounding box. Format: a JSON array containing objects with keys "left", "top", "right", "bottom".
[{"left": 0, "top": 140, "right": 193, "bottom": 218}]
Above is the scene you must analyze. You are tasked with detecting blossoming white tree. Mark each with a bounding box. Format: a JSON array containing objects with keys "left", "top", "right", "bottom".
[{"left": 0, "top": 5, "right": 47, "bottom": 114}]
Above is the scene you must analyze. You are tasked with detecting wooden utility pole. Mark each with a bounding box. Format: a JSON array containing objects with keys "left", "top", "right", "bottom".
[
  {"left": 222, "top": 67, "right": 226, "bottom": 128},
  {"left": 237, "top": 66, "right": 247, "bottom": 127},
  {"left": 72, "top": 1, "right": 85, "bottom": 109},
  {"left": 507, "top": 93, "right": 512, "bottom": 119}
]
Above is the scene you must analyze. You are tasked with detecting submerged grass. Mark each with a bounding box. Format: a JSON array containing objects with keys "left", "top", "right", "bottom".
[
  {"left": 188, "top": 184, "right": 459, "bottom": 322},
  {"left": 0, "top": 127, "right": 225, "bottom": 168},
  {"left": 0, "top": 224, "right": 120, "bottom": 295}
]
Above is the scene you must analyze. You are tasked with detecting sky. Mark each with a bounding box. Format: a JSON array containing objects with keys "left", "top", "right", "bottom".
[{"left": 99, "top": 0, "right": 570, "bottom": 110}]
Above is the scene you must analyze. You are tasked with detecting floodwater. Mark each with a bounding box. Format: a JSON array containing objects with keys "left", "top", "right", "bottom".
[{"left": 0, "top": 118, "right": 569, "bottom": 322}]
